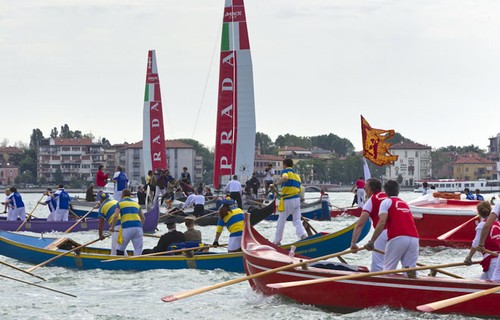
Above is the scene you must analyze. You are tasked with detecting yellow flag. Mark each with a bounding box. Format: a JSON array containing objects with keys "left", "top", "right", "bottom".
[{"left": 361, "top": 115, "right": 399, "bottom": 166}]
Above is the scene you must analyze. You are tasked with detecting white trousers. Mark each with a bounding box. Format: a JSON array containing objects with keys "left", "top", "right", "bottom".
[
  {"left": 46, "top": 210, "right": 56, "bottom": 222},
  {"left": 273, "top": 197, "right": 307, "bottom": 244},
  {"left": 114, "top": 191, "right": 123, "bottom": 202},
  {"left": 481, "top": 257, "right": 498, "bottom": 281},
  {"left": 8, "top": 207, "right": 26, "bottom": 221},
  {"left": 228, "top": 235, "right": 242, "bottom": 251},
  {"left": 55, "top": 209, "right": 69, "bottom": 221},
  {"left": 110, "top": 231, "right": 119, "bottom": 255},
  {"left": 490, "top": 256, "right": 500, "bottom": 281},
  {"left": 371, "top": 229, "right": 388, "bottom": 272},
  {"left": 384, "top": 236, "right": 419, "bottom": 272},
  {"left": 117, "top": 227, "right": 143, "bottom": 256},
  {"left": 357, "top": 188, "right": 366, "bottom": 208}
]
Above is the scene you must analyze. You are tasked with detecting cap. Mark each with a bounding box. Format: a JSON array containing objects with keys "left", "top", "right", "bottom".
[
  {"left": 100, "top": 193, "right": 110, "bottom": 201},
  {"left": 165, "top": 215, "right": 178, "bottom": 225},
  {"left": 184, "top": 215, "right": 196, "bottom": 221},
  {"left": 222, "top": 196, "right": 234, "bottom": 205}
]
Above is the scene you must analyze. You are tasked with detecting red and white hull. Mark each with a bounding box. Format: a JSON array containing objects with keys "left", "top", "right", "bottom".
[
  {"left": 241, "top": 215, "right": 499, "bottom": 317},
  {"left": 409, "top": 196, "right": 480, "bottom": 247}
]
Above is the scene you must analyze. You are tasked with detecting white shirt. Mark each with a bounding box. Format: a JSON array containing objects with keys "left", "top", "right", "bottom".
[
  {"left": 264, "top": 169, "right": 275, "bottom": 182},
  {"left": 224, "top": 180, "right": 242, "bottom": 193},
  {"left": 183, "top": 194, "right": 196, "bottom": 208}
]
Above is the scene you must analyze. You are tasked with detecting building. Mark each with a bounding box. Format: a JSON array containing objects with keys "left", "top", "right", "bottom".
[
  {"left": 0, "top": 163, "right": 19, "bottom": 186},
  {"left": 385, "top": 142, "right": 432, "bottom": 186},
  {"left": 37, "top": 138, "right": 104, "bottom": 184},
  {"left": 116, "top": 140, "right": 199, "bottom": 187},
  {"left": 452, "top": 154, "right": 496, "bottom": 181},
  {"left": 488, "top": 133, "right": 500, "bottom": 161},
  {"left": 254, "top": 153, "right": 283, "bottom": 184}
]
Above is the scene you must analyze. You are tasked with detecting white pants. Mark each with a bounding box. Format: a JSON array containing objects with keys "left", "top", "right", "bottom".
[
  {"left": 117, "top": 227, "right": 143, "bottom": 256},
  {"left": 490, "top": 256, "right": 500, "bottom": 281},
  {"left": 481, "top": 257, "right": 498, "bottom": 281},
  {"left": 114, "top": 191, "right": 123, "bottom": 202},
  {"left": 55, "top": 209, "right": 69, "bottom": 221},
  {"left": 371, "top": 229, "right": 388, "bottom": 272},
  {"left": 110, "top": 230, "right": 119, "bottom": 255},
  {"left": 384, "top": 236, "right": 419, "bottom": 274},
  {"left": 47, "top": 210, "right": 56, "bottom": 222},
  {"left": 273, "top": 197, "right": 307, "bottom": 244},
  {"left": 8, "top": 207, "right": 26, "bottom": 221},
  {"left": 153, "top": 186, "right": 165, "bottom": 205},
  {"left": 228, "top": 235, "right": 242, "bottom": 251},
  {"left": 357, "top": 188, "right": 366, "bottom": 208}
]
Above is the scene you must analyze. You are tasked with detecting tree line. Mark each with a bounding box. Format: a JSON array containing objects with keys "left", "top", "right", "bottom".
[{"left": 2, "top": 124, "right": 489, "bottom": 187}]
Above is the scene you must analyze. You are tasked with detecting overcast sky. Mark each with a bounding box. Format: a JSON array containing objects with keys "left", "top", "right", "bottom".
[{"left": 1, "top": 0, "right": 500, "bottom": 151}]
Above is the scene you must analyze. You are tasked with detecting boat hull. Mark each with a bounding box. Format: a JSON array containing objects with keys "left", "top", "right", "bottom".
[
  {"left": 410, "top": 197, "right": 480, "bottom": 247},
  {"left": 242, "top": 215, "right": 500, "bottom": 318},
  {"left": 0, "top": 217, "right": 369, "bottom": 272},
  {"left": 265, "top": 199, "right": 332, "bottom": 221}
]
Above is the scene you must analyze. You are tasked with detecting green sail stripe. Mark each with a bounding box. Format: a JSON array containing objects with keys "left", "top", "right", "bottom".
[
  {"left": 144, "top": 84, "right": 150, "bottom": 102},
  {"left": 221, "top": 22, "right": 230, "bottom": 51}
]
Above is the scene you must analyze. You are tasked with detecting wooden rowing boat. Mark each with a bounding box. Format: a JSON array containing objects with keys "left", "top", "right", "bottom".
[
  {"left": 241, "top": 214, "right": 498, "bottom": 317},
  {"left": 0, "top": 218, "right": 369, "bottom": 272}
]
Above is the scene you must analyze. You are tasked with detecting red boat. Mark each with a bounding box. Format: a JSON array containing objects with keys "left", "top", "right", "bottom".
[
  {"left": 241, "top": 214, "right": 500, "bottom": 317},
  {"left": 330, "top": 206, "right": 362, "bottom": 218},
  {"left": 409, "top": 194, "right": 480, "bottom": 247}
]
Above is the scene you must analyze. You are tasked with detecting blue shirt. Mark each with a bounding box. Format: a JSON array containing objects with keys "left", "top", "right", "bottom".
[{"left": 54, "top": 189, "right": 70, "bottom": 210}]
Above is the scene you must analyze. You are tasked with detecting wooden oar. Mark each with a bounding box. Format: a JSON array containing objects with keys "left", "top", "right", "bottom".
[
  {"left": 103, "top": 244, "right": 227, "bottom": 263},
  {"left": 143, "top": 233, "right": 161, "bottom": 239},
  {"left": 15, "top": 194, "right": 45, "bottom": 231},
  {"left": 195, "top": 209, "right": 218, "bottom": 221},
  {"left": 64, "top": 204, "right": 98, "bottom": 233},
  {"left": 437, "top": 215, "right": 479, "bottom": 240},
  {"left": 371, "top": 248, "right": 463, "bottom": 279},
  {"left": 26, "top": 236, "right": 106, "bottom": 272},
  {"left": 417, "top": 285, "right": 500, "bottom": 312},
  {"left": 0, "top": 260, "right": 46, "bottom": 281},
  {"left": 161, "top": 247, "right": 365, "bottom": 302},
  {"left": 68, "top": 209, "right": 81, "bottom": 219},
  {"left": 267, "top": 261, "right": 480, "bottom": 290},
  {"left": 0, "top": 273, "right": 76, "bottom": 297}
]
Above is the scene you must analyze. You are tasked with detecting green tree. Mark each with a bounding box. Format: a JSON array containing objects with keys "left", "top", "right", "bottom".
[
  {"left": 256, "top": 132, "right": 275, "bottom": 154},
  {"left": 50, "top": 127, "right": 59, "bottom": 138},
  {"left": 29, "top": 128, "right": 45, "bottom": 151}
]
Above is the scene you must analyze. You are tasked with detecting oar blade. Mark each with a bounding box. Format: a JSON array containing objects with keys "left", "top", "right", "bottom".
[
  {"left": 161, "top": 295, "right": 178, "bottom": 302},
  {"left": 416, "top": 305, "right": 435, "bottom": 312}
]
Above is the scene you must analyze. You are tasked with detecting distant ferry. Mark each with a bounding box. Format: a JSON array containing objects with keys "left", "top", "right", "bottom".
[{"left": 414, "top": 179, "right": 500, "bottom": 193}]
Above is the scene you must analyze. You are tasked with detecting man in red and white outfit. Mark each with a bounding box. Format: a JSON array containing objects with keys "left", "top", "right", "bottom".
[
  {"left": 476, "top": 201, "right": 500, "bottom": 281},
  {"left": 365, "top": 180, "right": 419, "bottom": 275},
  {"left": 351, "top": 178, "right": 387, "bottom": 271}
]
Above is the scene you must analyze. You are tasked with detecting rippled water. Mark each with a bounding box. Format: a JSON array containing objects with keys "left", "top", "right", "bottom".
[{"left": 0, "top": 191, "right": 494, "bottom": 319}]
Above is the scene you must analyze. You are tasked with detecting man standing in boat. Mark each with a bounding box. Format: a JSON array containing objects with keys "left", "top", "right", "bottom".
[
  {"left": 224, "top": 175, "right": 243, "bottom": 209},
  {"left": 53, "top": 184, "right": 70, "bottom": 221},
  {"left": 95, "top": 164, "right": 109, "bottom": 192},
  {"left": 39, "top": 188, "right": 56, "bottom": 222},
  {"left": 350, "top": 178, "right": 387, "bottom": 271},
  {"left": 365, "top": 180, "right": 419, "bottom": 276},
  {"left": 112, "top": 166, "right": 128, "bottom": 201},
  {"left": 180, "top": 167, "right": 191, "bottom": 186},
  {"left": 110, "top": 189, "right": 145, "bottom": 256},
  {"left": 271, "top": 158, "right": 308, "bottom": 245},
  {"left": 4, "top": 187, "right": 26, "bottom": 221},
  {"left": 351, "top": 177, "right": 366, "bottom": 208},
  {"left": 263, "top": 163, "right": 275, "bottom": 197},
  {"left": 475, "top": 198, "right": 500, "bottom": 281},
  {"left": 97, "top": 192, "right": 119, "bottom": 255}
]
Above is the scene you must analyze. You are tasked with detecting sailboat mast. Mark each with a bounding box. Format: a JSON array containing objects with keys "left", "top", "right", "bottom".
[
  {"left": 213, "top": 0, "right": 256, "bottom": 189},
  {"left": 143, "top": 50, "right": 167, "bottom": 176}
]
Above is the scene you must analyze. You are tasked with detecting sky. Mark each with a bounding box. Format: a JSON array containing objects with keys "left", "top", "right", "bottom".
[{"left": 1, "top": 0, "right": 500, "bottom": 152}]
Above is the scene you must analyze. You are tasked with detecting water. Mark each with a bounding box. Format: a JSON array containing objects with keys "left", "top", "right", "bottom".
[{"left": 0, "top": 192, "right": 493, "bottom": 319}]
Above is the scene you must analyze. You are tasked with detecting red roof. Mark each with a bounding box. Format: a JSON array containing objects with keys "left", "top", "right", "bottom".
[
  {"left": 280, "top": 146, "right": 309, "bottom": 151},
  {"left": 454, "top": 155, "right": 495, "bottom": 165},
  {"left": 389, "top": 142, "right": 431, "bottom": 150},
  {"left": 0, "top": 147, "right": 23, "bottom": 154}
]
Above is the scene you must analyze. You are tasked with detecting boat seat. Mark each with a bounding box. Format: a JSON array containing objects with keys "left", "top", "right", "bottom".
[
  {"left": 309, "top": 261, "right": 369, "bottom": 272},
  {"left": 45, "top": 237, "right": 81, "bottom": 251}
]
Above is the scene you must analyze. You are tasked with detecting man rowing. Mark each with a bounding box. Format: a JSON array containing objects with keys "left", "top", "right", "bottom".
[
  {"left": 97, "top": 192, "right": 119, "bottom": 255},
  {"left": 365, "top": 180, "right": 419, "bottom": 277},
  {"left": 475, "top": 200, "right": 500, "bottom": 280},
  {"left": 350, "top": 178, "right": 387, "bottom": 271}
]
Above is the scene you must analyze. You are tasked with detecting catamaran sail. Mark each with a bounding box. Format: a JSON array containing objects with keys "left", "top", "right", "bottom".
[
  {"left": 143, "top": 50, "right": 167, "bottom": 175},
  {"left": 213, "top": 0, "right": 256, "bottom": 189}
]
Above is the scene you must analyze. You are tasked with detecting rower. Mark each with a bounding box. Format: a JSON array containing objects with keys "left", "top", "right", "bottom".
[
  {"left": 97, "top": 192, "right": 119, "bottom": 255},
  {"left": 475, "top": 200, "right": 500, "bottom": 280},
  {"left": 142, "top": 216, "right": 185, "bottom": 255}
]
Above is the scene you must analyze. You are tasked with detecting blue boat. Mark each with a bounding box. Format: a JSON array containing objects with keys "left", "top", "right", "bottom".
[
  {"left": 0, "top": 218, "right": 370, "bottom": 272},
  {"left": 264, "top": 199, "right": 332, "bottom": 221}
]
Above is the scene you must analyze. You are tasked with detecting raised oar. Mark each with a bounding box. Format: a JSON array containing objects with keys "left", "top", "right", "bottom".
[
  {"left": 437, "top": 215, "right": 479, "bottom": 241},
  {"left": 0, "top": 273, "right": 76, "bottom": 298},
  {"left": 267, "top": 261, "right": 480, "bottom": 290},
  {"left": 0, "top": 260, "right": 46, "bottom": 281},
  {"left": 64, "top": 204, "right": 99, "bottom": 233},
  {"left": 26, "top": 236, "right": 107, "bottom": 273},
  {"left": 371, "top": 248, "right": 463, "bottom": 279},
  {"left": 417, "top": 285, "right": 500, "bottom": 312},
  {"left": 15, "top": 194, "right": 45, "bottom": 231},
  {"left": 161, "top": 247, "right": 365, "bottom": 302},
  {"left": 102, "top": 244, "right": 227, "bottom": 263}
]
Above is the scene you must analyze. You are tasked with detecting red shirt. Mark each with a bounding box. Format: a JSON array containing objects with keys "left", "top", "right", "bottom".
[
  {"left": 485, "top": 221, "right": 500, "bottom": 252},
  {"left": 382, "top": 197, "right": 419, "bottom": 240},
  {"left": 96, "top": 170, "right": 109, "bottom": 187},
  {"left": 365, "top": 191, "right": 387, "bottom": 228}
]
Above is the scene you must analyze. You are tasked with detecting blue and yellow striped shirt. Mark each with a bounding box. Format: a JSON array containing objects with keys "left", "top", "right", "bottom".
[
  {"left": 216, "top": 207, "right": 244, "bottom": 237},
  {"left": 281, "top": 167, "right": 302, "bottom": 200},
  {"left": 98, "top": 199, "right": 119, "bottom": 226},
  {"left": 117, "top": 197, "right": 142, "bottom": 228}
]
